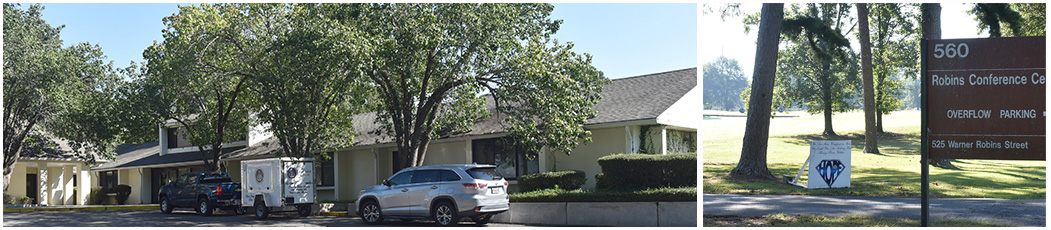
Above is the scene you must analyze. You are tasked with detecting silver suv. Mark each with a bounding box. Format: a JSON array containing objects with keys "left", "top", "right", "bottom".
[{"left": 356, "top": 164, "right": 510, "bottom": 226}]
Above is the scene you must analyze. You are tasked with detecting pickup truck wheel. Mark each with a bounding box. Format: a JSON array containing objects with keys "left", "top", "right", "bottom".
[
  {"left": 235, "top": 206, "right": 246, "bottom": 215},
  {"left": 297, "top": 204, "right": 312, "bottom": 217},
  {"left": 359, "top": 201, "right": 383, "bottom": 225},
  {"left": 254, "top": 199, "right": 270, "bottom": 219},
  {"left": 197, "top": 198, "right": 213, "bottom": 216},
  {"left": 160, "top": 197, "right": 173, "bottom": 214}
]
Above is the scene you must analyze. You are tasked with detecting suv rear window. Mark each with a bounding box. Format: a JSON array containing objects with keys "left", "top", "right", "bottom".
[{"left": 466, "top": 167, "right": 503, "bottom": 180}]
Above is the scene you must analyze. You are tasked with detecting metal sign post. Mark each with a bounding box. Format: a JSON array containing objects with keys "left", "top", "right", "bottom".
[
  {"left": 921, "top": 36, "right": 1046, "bottom": 227},
  {"left": 920, "top": 38, "right": 930, "bottom": 227}
]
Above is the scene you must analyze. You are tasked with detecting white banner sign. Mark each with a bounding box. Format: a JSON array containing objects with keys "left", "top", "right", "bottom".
[{"left": 808, "top": 140, "right": 852, "bottom": 188}]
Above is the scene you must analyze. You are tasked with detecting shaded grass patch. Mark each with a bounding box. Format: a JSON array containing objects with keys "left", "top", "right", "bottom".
[{"left": 703, "top": 214, "right": 1012, "bottom": 227}]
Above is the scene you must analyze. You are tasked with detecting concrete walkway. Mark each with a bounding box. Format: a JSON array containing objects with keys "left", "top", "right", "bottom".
[
  {"left": 704, "top": 194, "right": 1046, "bottom": 227},
  {"left": 3, "top": 204, "right": 158, "bottom": 212}
]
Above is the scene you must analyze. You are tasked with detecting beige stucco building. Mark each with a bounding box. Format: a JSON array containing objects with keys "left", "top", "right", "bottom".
[
  {"left": 6, "top": 136, "right": 96, "bottom": 206},
  {"left": 74, "top": 67, "right": 698, "bottom": 205}
]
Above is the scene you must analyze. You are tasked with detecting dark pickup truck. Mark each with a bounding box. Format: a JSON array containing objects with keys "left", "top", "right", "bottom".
[{"left": 159, "top": 172, "right": 243, "bottom": 216}]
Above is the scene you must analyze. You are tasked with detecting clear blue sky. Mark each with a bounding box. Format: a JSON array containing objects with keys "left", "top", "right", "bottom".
[{"left": 29, "top": 3, "right": 696, "bottom": 80}]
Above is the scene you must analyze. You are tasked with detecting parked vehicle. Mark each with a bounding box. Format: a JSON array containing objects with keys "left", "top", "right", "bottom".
[
  {"left": 158, "top": 172, "right": 243, "bottom": 216},
  {"left": 241, "top": 157, "right": 315, "bottom": 219},
  {"left": 356, "top": 164, "right": 510, "bottom": 226}
]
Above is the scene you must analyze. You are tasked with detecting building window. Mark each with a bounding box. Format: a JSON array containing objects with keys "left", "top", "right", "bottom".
[
  {"left": 471, "top": 137, "right": 538, "bottom": 179},
  {"left": 667, "top": 129, "right": 697, "bottom": 153},
  {"left": 316, "top": 158, "right": 335, "bottom": 187},
  {"left": 166, "top": 128, "right": 178, "bottom": 148},
  {"left": 99, "top": 170, "right": 117, "bottom": 189}
]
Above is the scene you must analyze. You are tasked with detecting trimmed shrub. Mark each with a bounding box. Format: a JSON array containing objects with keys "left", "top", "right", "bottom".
[
  {"left": 594, "top": 173, "right": 611, "bottom": 190},
  {"left": 510, "top": 187, "right": 696, "bottom": 202},
  {"left": 518, "top": 170, "right": 587, "bottom": 192},
  {"left": 88, "top": 187, "right": 108, "bottom": 205},
  {"left": 597, "top": 153, "right": 696, "bottom": 190},
  {"left": 115, "top": 184, "right": 132, "bottom": 205}
]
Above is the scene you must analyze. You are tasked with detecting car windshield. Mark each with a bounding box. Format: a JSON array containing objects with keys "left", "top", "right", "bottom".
[
  {"left": 466, "top": 167, "right": 503, "bottom": 180},
  {"left": 201, "top": 173, "right": 232, "bottom": 183}
]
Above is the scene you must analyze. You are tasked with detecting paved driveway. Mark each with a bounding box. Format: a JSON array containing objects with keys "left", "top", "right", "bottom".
[{"left": 3, "top": 209, "right": 532, "bottom": 227}]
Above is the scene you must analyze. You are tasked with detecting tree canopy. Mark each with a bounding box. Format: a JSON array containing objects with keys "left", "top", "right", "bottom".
[
  {"left": 339, "top": 3, "right": 606, "bottom": 167},
  {"left": 774, "top": 3, "right": 860, "bottom": 137},
  {"left": 703, "top": 56, "right": 748, "bottom": 111},
  {"left": 4, "top": 3, "right": 121, "bottom": 192}
]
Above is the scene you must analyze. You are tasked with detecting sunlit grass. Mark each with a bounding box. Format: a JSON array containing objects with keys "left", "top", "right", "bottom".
[{"left": 703, "top": 110, "right": 1045, "bottom": 199}]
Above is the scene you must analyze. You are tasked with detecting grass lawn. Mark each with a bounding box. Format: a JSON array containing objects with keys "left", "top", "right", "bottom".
[
  {"left": 703, "top": 214, "right": 1012, "bottom": 227},
  {"left": 703, "top": 110, "right": 1045, "bottom": 199}
]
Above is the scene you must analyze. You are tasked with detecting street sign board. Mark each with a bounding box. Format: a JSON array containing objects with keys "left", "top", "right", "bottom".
[{"left": 925, "top": 36, "right": 1046, "bottom": 160}]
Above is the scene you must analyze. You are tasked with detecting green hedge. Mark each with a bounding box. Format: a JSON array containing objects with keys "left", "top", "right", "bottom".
[
  {"left": 115, "top": 185, "right": 132, "bottom": 205},
  {"left": 510, "top": 187, "right": 697, "bottom": 202},
  {"left": 518, "top": 170, "right": 587, "bottom": 192},
  {"left": 597, "top": 153, "right": 696, "bottom": 190},
  {"left": 88, "top": 187, "right": 108, "bottom": 205}
]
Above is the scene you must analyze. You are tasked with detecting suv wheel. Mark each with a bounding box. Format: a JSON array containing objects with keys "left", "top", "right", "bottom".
[
  {"left": 160, "top": 197, "right": 173, "bottom": 214},
  {"left": 433, "top": 201, "right": 459, "bottom": 226},
  {"left": 197, "top": 198, "right": 213, "bottom": 216},
  {"left": 360, "top": 201, "right": 383, "bottom": 225}
]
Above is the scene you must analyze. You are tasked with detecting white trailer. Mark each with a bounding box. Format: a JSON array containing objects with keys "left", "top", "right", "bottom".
[{"left": 241, "top": 157, "right": 315, "bottom": 219}]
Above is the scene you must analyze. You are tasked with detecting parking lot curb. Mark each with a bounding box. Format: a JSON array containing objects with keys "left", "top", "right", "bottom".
[{"left": 319, "top": 211, "right": 347, "bottom": 217}]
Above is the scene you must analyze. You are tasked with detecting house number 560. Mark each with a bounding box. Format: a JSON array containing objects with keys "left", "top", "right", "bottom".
[{"left": 933, "top": 43, "right": 969, "bottom": 58}]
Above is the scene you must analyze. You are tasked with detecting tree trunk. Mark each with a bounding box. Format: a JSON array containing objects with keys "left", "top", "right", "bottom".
[
  {"left": 820, "top": 64, "right": 837, "bottom": 137},
  {"left": 876, "top": 110, "right": 884, "bottom": 133},
  {"left": 858, "top": 3, "right": 880, "bottom": 154},
  {"left": 876, "top": 73, "right": 886, "bottom": 133},
  {"left": 922, "top": 3, "right": 956, "bottom": 169},
  {"left": 732, "top": 3, "right": 784, "bottom": 180}
]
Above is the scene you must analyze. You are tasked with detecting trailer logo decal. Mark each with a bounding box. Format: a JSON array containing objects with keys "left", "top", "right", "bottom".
[
  {"left": 255, "top": 169, "right": 264, "bottom": 183},
  {"left": 287, "top": 167, "right": 297, "bottom": 179}
]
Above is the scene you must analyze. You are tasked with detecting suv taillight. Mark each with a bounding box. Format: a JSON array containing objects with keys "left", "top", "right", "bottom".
[
  {"left": 462, "top": 183, "right": 487, "bottom": 189},
  {"left": 217, "top": 185, "right": 223, "bottom": 196}
]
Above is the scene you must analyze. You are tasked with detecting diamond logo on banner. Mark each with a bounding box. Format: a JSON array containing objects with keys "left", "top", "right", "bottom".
[{"left": 815, "top": 159, "right": 845, "bottom": 188}]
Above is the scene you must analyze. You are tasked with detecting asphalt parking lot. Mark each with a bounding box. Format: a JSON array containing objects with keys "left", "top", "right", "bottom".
[{"left": 3, "top": 209, "right": 532, "bottom": 227}]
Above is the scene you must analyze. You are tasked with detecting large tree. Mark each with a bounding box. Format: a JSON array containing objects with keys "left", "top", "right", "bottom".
[
  {"left": 144, "top": 3, "right": 264, "bottom": 171},
  {"left": 337, "top": 4, "right": 606, "bottom": 168},
  {"left": 969, "top": 3, "right": 1023, "bottom": 38},
  {"left": 857, "top": 3, "right": 878, "bottom": 154},
  {"left": 250, "top": 4, "right": 370, "bottom": 159},
  {"left": 921, "top": 3, "right": 956, "bottom": 169},
  {"left": 869, "top": 4, "right": 919, "bottom": 133},
  {"left": 4, "top": 3, "right": 121, "bottom": 192},
  {"left": 731, "top": 3, "right": 784, "bottom": 180},
  {"left": 703, "top": 56, "right": 748, "bottom": 111},
  {"left": 774, "top": 3, "right": 859, "bottom": 137}
]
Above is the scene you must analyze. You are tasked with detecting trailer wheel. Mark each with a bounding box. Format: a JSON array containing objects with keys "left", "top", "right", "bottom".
[
  {"left": 297, "top": 204, "right": 312, "bottom": 217},
  {"left": 254, "top": 198, "right": 270, "bottom": 219}
]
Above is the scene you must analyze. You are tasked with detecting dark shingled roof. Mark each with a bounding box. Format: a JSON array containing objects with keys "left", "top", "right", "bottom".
[
  {"left": 588, "top": 67, "right": 697, "bottom": 125},
  {"left": 93, "top": 141, "right": 243, "bottom": 170},
  {"left": 223, "top": 67, "right": 697, "bottom": 161}
]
